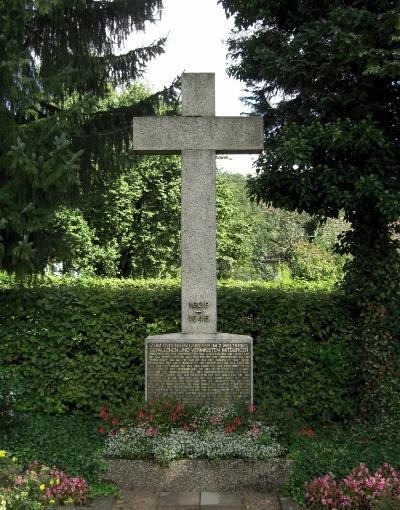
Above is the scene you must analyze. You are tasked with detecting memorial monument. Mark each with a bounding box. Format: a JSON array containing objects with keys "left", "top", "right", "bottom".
[{"left": 132, "top": 73, "right": 264, "bottom": 405}]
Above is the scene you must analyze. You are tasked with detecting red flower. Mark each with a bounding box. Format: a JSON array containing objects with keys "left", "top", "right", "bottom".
[
  {"left": 175, "top": 402, "right": 184, "bottom": 413},
  {"left": 182, "top": 422, "right": 190, "bottom": 431},
  {"left": 100, "top": 407, "right": 109, "bottom": 421},
  {"left": 136, "top": 409, "right": 146, "bottom": 420},
  {"left": 98, "top": 426, "right": 106, "bottom": 434},
  {"left": 299, "top": 426, "right": 315, "bottom": 438},
  {"left": 112, "top": 417, "right": 120, "bottom": 426},
  {"left": 248, "top": 405, "right": 257, "bottom": 414},
  {"left": 233, "top": 416, "right": 241, "bottom": 426},
  {"left": 148, "top": 414, "right": 154, "bottom": 422},
  {"left": 224, "top": 424, "right": 236, "bottom": 434}
]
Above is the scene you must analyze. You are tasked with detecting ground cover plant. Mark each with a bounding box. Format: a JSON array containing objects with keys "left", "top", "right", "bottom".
[
  {"left": 284, "top": 424, "right": 400, "bottom": 507},
  {"left": 101, "top": 400, "right": 284, "bottom": 464}
]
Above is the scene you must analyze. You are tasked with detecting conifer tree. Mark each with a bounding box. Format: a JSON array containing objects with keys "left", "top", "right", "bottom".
[{"left": 0, "top": 0, "right": 179, "bottom": 275}]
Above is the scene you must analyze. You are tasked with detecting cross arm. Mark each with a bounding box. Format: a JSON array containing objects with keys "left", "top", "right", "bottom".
[{"left": 132, "top": 116, "right": 264, "bottom": 155}]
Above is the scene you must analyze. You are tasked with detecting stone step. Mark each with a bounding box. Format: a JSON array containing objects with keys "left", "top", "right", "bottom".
[{"left": 158, "top": 491, "right": 242, "bottom": 510}]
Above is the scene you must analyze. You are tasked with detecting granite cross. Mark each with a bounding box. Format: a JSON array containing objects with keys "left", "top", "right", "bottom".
[{"left": 132, "top": 73, "right": 263, "bottom": 335}]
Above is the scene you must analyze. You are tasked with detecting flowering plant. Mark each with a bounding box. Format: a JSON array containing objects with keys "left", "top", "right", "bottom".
[
  {"left": 305, "top": 463, "right": 400, "bottom": 509},
  {"left": 101, "top": 400, "right": 284, "bottom": 464},
  {"left": 98, "top": 399, "right": 259, "bottom": 437},
  {"left": 0, "top": 451, "right": 90, "bottom": 508}
]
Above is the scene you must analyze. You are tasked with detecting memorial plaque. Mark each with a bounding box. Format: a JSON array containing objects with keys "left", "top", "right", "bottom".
[{"left": 145, "top": 335, "right": 253, "bottom": 406}]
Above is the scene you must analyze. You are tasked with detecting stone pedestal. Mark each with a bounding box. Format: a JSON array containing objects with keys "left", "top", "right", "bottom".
[{"left": 145, "top": 333, "right": 253, "bottom": 406}]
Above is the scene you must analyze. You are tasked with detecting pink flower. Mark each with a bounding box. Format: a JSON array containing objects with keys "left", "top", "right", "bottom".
[{"left": 250, "top": 424, "right": 261, "bottom": 435}]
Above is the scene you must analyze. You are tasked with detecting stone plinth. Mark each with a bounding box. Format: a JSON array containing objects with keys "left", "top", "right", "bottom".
[
  {"left": 104, "top": 459, "right": 293, "bottom": 492},
  {"left": 145, "top": 333, "right": 253, "bottom": 406}
]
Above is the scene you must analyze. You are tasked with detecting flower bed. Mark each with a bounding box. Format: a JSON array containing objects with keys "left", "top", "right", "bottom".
[
  {"left": 0, "top": 450, "right": 91, "bottom": 509},
  {"left": 101, "top": 401, "right": 284, "bottom": 463},
  {"left": 101, "top": 400, "right": 292, "bottom": 491}
]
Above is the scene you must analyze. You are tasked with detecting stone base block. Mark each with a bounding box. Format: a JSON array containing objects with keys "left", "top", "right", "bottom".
[
  {"left": 145, "top": 333, "right": 253, "bottom": 406},
  {"left": 104, "top": 459, "right": 293, "bottom": 492}
]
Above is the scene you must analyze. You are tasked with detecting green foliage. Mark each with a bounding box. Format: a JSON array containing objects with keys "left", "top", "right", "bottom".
[
  {"left": 221, "top": 0, "right": 400, "bottom": 423},
  {"left": 0, "top": 277, "right": 357, "bottom": 424},
  {"left": 0, "top": 0, "right": 181, "bottom": 276},
  {"left": 0, "top": 368, "right": 18, "bottom": 431},
  {"left": 286, "top": 427, "right": 400, "bottom": 506},
  {"left": 290, "top": 242, "right": 344, "bottom": 283},
  {"left": 1, "top": 414, "right": 103, "bottom": 482}
]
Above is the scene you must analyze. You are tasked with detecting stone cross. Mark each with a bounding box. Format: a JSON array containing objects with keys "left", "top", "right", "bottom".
[{"left": 133, "top": 73, "right": 263, "bottom": 335}]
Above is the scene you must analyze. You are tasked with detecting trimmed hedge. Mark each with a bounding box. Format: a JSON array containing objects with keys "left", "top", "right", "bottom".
[{"left": 0, "top": 277, "right": 359, "bottom": 423}]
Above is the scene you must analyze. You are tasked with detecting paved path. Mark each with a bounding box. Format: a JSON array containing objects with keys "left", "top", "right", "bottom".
[{"left": 112, "top": 490, "right": 281, "bottom": 510}]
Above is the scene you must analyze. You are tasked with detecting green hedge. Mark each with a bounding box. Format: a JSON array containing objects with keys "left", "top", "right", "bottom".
[{"left": 0, "top": 276, "right": 359, "bottom": 423}]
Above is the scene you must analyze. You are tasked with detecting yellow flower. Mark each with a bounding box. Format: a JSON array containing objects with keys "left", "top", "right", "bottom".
[
  {"left": 0, "top": 450, "right": 7, "bottom": 458},
  {"left": 12, "top": 456, "right": 17, "bottom": 462},
  {"left": 40, "top": 484, "right": 45, "bottom": 491},
  {"left": 49, "top": 499, "right": 56, "bottom": 505}
]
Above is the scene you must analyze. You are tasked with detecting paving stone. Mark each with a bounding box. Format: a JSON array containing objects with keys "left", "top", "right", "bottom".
[
  {"left": 278, "top": 496, "right": 300, "bottom": 510},
  {"left": 158, "top": 491, "right": 200, "bottom": 509},
  {"left": 200, "top": 492, "right": 242, "bottom": 509}
]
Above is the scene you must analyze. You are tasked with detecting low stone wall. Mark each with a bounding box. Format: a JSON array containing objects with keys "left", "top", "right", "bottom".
[{"left": 103, "top": 458, "right": 293, "bottom": 492}]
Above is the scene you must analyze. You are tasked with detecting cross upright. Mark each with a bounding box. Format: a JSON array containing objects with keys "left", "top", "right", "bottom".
[{"left": 133, "top": 73, "right": 263, "bottom": 335}]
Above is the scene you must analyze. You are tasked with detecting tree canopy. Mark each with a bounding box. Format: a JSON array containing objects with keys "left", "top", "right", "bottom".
[
  {"left": 0, "top": 0, "right": 180, "bottom": 276},
  {"left": 220, "top": 0, "right": 400, "bottom": 423}
]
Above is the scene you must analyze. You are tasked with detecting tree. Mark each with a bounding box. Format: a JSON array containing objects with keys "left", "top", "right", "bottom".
[
  {"left": 220, "top": 0, "right": 400, "bottom": 422},
  {"left": 0, "top": 0, "right": 179, "bottom": 276}
]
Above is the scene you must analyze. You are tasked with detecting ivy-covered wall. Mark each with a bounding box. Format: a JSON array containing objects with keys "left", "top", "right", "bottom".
[{"left": 0, "top": 277, "right": 359, "bottom": 423}]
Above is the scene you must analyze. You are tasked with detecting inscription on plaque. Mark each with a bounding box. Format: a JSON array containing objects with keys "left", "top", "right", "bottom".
[{"left": 146, "top": 341, "right": 252, "bottom": 405}]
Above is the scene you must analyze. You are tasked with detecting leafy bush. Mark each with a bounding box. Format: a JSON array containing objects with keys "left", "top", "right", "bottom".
[
  {"left": 0, "top": 276, "right": 358, "bottom": 424},
  {"left": 0, "top": 368, "right": 19, "bottom": 431},
  {"left": 290, "top": 242, "right": 344, "bottom": 282}
]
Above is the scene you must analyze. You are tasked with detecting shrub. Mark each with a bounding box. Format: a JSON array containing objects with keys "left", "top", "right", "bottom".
[
  {"left": 290, "top": 242, "right": 344, "bottom": 282},
  {"left": 0, "top": 368, "right": 19, "bottom": 431},
  {"left": 0, "top": 276, "right": 358, "bottom": 424}
]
